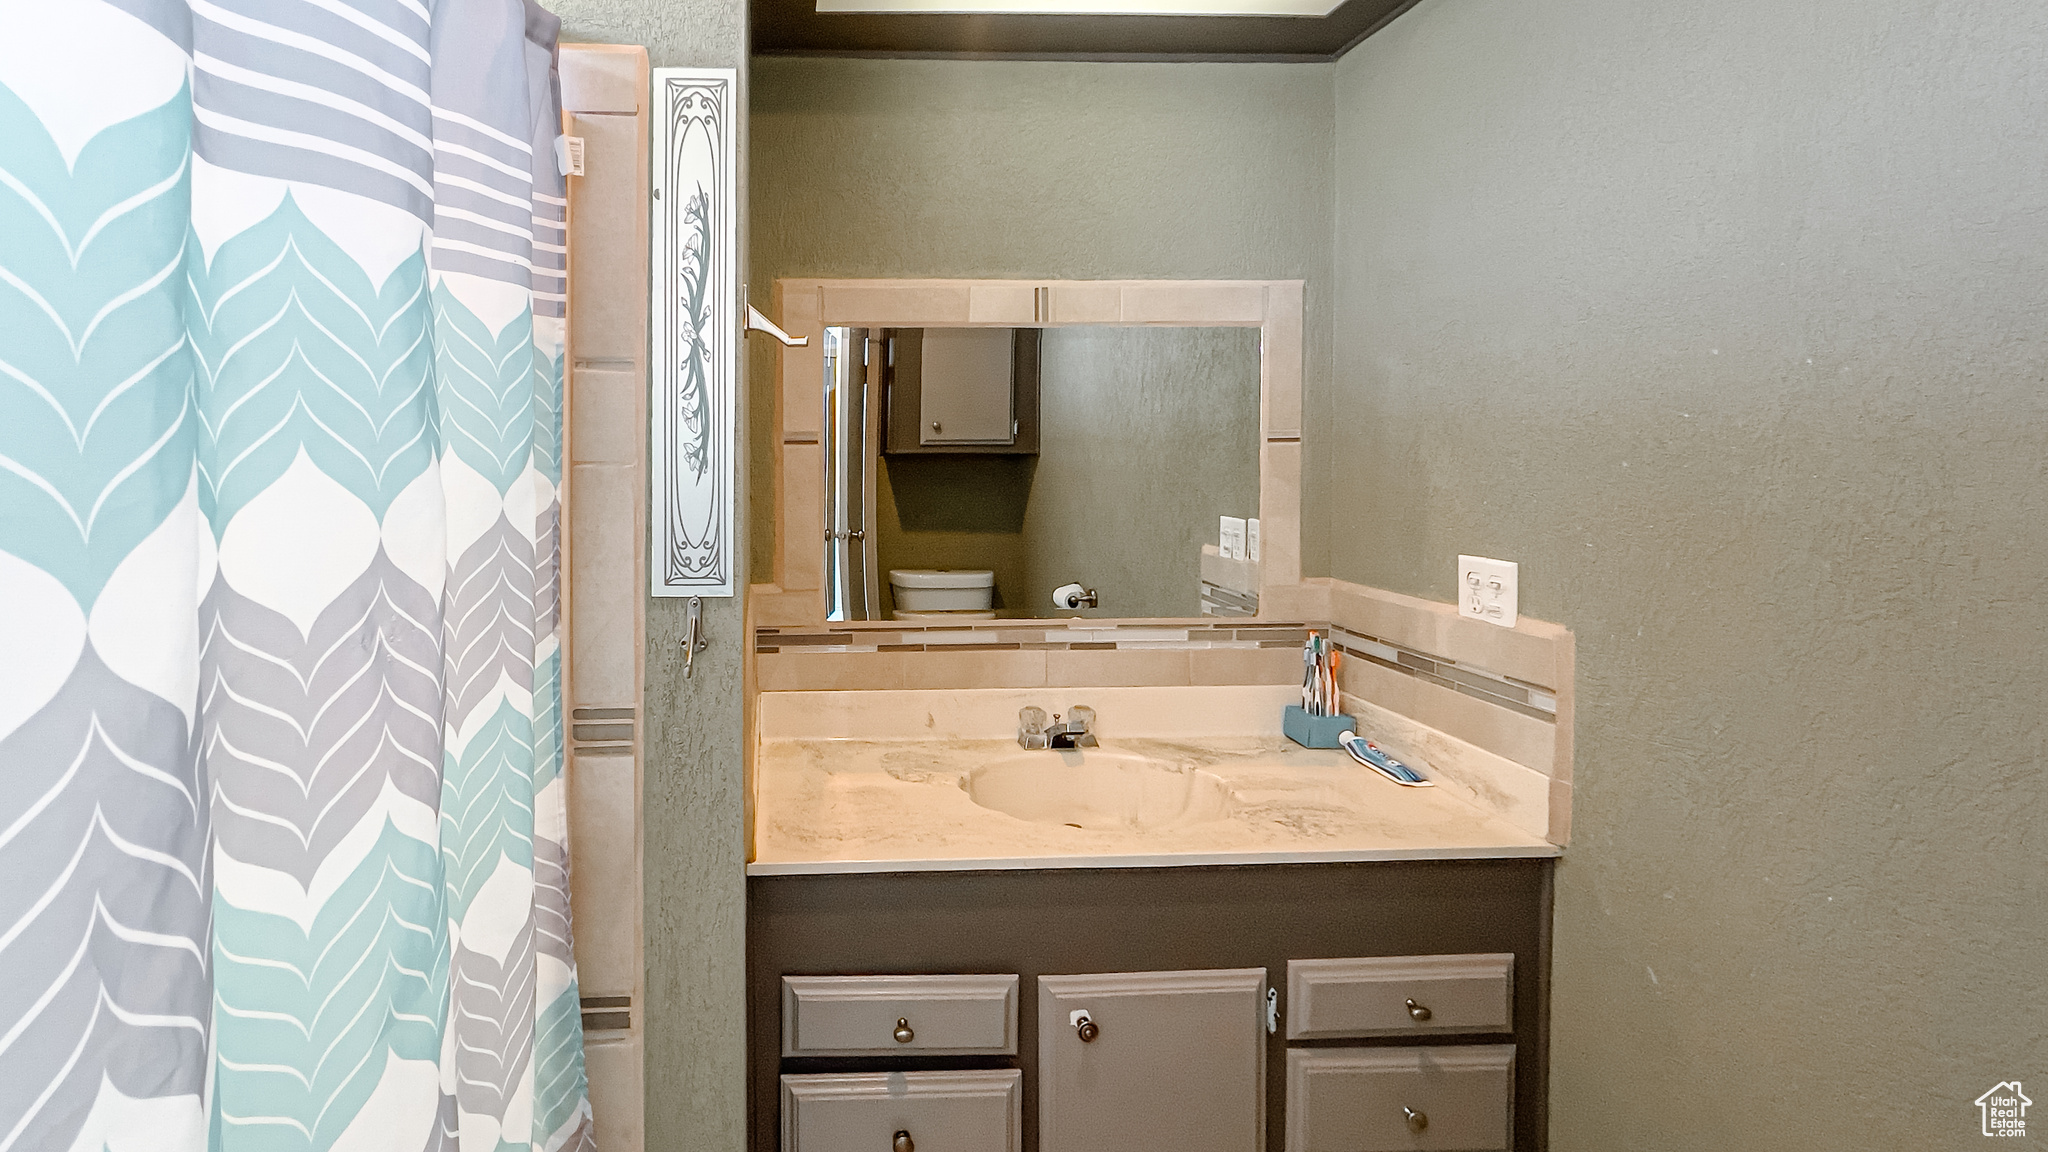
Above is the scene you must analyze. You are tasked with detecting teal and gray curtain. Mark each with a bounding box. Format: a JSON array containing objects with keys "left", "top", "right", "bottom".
[{"left": 0, "top": 0, "right": 595, "bottom": 1149}]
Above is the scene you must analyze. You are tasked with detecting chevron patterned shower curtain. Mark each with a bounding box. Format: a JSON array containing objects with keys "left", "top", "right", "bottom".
[{"left": 0, "top": 0, "right": 597, "bottom": 1149}]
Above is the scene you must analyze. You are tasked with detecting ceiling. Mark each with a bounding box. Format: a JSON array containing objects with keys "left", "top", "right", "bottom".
[{"left": 752, "top": 0, "right": 1419, "bottom": 61}]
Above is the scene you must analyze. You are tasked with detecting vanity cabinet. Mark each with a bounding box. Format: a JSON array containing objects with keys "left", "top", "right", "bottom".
[
  {"left": 748, "top": 860, "right": 1552, "bottom": 1152},
  {"left": 1037, "top": 969, "right": 1266, "bottom": 1152}
]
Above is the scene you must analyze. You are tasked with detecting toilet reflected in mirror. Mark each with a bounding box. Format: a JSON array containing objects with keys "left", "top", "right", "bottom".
[{"left": 887, "top": 568, "right": 997, "bottom": 621}]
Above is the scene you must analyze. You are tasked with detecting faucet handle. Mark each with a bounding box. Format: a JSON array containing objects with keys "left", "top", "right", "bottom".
[
  {"left": 1017, "top": 706, "right": 1049, "bottom": 748},
  {"left": 1067, "top": 706, "right": 1098, "bottom": 745}
]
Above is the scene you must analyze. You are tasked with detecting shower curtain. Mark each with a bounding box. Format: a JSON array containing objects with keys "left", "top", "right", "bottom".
[{"left": 0, "top": 0, "right": 595, "bottom": 1149}]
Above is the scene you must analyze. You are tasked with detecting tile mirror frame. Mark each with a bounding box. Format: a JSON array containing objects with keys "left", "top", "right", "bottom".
[{"left": 752, "top": 278, "right": 1307, "bottom": 627}]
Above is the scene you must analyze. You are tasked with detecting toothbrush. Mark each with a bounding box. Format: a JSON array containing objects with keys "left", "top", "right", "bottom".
[
  {"left": 1340, "top": 730, "right": 1433, "bottom": 786},
  {"left": 1301, "top": 639, "right": 1314, "bottom": 713},
  {"left": 1321, "top": 636, "right": 1334, "bottom": 716},
  {"left": 1311, "top": 636, "right": 1322, "bottom": 715},
  {"left": 1328, "top": 648, "right": 1340, "bottom": 715}
]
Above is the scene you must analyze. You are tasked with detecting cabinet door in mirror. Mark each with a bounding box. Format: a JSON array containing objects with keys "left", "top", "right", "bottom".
[
  {"left": 1037, "top": 968, "right": 1266, "bottom": 1152},
  {"left": 918, "top": 329, "right": 1017, "bottom": 446}
]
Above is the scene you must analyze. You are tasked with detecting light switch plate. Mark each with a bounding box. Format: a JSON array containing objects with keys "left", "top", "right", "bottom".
[
  {"left": 1220, "top": 516, "right": 1247, "bottom": 561},
  {"left": 1459, "top": 555, "right": 1518, "bottom": 628},
  {"left": 1247, "top": 518, "right": 1261, "bottom": 562}
]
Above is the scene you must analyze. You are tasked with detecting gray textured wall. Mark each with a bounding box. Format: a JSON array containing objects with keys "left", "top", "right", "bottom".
[
  {"left": 552, "top": 5, "right": 749, "bottom": 1152},
  {"left": 1333, "top": 0, "right": 2047, "bottom": 1146},
  {"left": 1024, "top": 326, "right": 1260, "bottom": 618},
  {"left": 748, "top": 56, "right": 1334, "bottom": 589}
]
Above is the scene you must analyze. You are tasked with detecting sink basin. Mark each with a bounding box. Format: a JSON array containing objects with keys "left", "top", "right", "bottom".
[{"left": 961, "top": 750, "right": 1233, "bottom": 832}]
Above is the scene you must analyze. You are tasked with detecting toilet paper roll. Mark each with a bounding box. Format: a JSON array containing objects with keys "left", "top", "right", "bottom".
[{"left": 1053, "top": 583, "right": 1088, "bottom": 610}]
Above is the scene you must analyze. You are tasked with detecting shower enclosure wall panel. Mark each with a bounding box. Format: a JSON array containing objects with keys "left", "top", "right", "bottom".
[{"left": 561, "top": 42, "right": 650, "bottom": 1152}]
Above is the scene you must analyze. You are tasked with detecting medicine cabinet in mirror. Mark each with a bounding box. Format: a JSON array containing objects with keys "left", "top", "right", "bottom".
[{"left": 764, "top": 280, "right": 1305, "bottom": 628}]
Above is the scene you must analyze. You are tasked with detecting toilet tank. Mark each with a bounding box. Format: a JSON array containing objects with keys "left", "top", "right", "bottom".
[{"left": 889, "top": 569, "right": 995, "bottom": 612}]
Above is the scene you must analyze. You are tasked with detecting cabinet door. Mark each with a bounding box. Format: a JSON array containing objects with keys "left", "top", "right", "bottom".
[
  {"left": 1037, "top": 969, "right": 1266, "bottom": 1152},
  {"left": 917, "top": 328, "right": 1014, "bottom": 445}
]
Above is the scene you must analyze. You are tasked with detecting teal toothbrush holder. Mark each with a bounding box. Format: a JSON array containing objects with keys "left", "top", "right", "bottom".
[{"left": 1283, "top": 704, "right": 1355, "bottom": 749}]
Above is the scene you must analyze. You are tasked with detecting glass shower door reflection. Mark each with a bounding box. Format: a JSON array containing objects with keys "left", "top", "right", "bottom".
[{"left": 823, "top": 326, "right": 876, "bottom": 620}]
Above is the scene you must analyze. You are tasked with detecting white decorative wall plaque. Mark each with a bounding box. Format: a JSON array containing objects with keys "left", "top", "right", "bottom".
[{"left": 651, "top": 67, "right": 738, "bottom": 596}]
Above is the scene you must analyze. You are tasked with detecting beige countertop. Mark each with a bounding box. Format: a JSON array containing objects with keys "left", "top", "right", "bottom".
[{"left": 748, "top": 735, "right": 1559, "bottom": 875}]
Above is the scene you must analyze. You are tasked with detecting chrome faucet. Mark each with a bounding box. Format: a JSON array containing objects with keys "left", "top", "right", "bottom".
[{"left": 1017, "top": 705, "right": 1097, "bottom": 749}]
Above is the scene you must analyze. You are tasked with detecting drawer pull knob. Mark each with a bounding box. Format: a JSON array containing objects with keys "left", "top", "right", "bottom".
[
  {"left": 893, "top": 1018, "right": 915, "bottom": 1044},
  {"left": 893, "top": 1130, "right": 914, "bottom": 1152},
  {"left": 1073, "top": 1011, "right": 1099, "bottom": 1042},
  {"left": 1405, "top": 998, "right": 1432, "bottom": 1022},
  {"left": 1404, "top": 1107, "right": 1429, "bottom": 1133}
]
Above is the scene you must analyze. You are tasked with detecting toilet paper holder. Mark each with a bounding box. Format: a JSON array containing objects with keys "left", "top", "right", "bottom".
[{"left": 1052, "top": 583, "right": 1098, "bottom": 610}]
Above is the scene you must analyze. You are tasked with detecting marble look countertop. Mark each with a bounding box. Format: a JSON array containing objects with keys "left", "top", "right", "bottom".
[{"left": 749, "top": 736, "right": 1559, "bottom": 875}]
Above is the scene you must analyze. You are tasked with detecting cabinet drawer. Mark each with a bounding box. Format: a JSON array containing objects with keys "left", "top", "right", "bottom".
[
  {"left": 783, "top": 974, "right": 1019, "bottom": 1056},
  {"left": 783, "top": 1070, "right": 1022, "bottom": 1152},
  {"left": 1286, "top": 955, "right": 1512, "bottom": 1039},
  {"left": 1285, "top": 1046, "right": 1514, "bottom": 1152}
]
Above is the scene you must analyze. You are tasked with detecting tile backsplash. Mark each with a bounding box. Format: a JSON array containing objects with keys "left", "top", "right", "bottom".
[
  {"left": 753, "top": 617, "right": 1555, "bottom": 721},
  {"left": 756, "top": 620, "right": 1311, "bottom": 654},
  {"left": 1325, "top": 626, "right": 1556, "bottom": 720}
]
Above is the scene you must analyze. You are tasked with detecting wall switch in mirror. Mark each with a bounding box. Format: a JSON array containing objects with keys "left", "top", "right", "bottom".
[
  {"left": 1221, "top": 517, "right": 1247, "bottom": 561},
  {"left": 1248, "top": 518, "right": 1260, "bottom": 562},
  {"left": 1459, "top": 555, "right": 1518, "bottom": 628}
]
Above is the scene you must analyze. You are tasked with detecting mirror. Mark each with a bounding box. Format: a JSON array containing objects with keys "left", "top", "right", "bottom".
[{"left": 824, "top": 325, "right": 1261, "bottom": 621}]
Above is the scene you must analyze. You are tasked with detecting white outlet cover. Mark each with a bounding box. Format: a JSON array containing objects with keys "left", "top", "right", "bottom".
[
  {"left": 1458, "top": 555, "right": 1518, "bottom": 628},
  {"left": 1220, "top": 516, "right": 1247, "bottom": 561}
]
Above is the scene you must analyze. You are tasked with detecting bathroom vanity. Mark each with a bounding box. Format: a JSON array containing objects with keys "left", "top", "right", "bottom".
[
  {"left": 744, "top": 279, "right": 1573, "bottom": 1152},
  {"left": 742, "top": 684, "right": 1561, "bottom": 1151},
  {"left": 749, "top": 859, "right": 1551, "bottom": 1152}
]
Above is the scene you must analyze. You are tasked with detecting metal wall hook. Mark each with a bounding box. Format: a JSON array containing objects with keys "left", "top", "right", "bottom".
[
  {"left": 745, "top": 304, "right": 808, "bottom": 347},
  {"left": 682, "top": 596, "right": 708, "bottom": 678}
]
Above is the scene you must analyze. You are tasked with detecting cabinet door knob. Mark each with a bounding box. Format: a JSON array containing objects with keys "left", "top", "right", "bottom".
[
  {"left": 1405, "top": 998, "right": 1432, "bottom": 1021},
  {"left": 1074, "top": 1013, "right": 1099, "bottom": 1042},
  {"left": 1403, "top": 1106, "right": 1428, "bottom": 1133},
  {"left": 893, "top": 1018, "right": 914, "bottom": 1043},
  {"left": 893, "top": 1130, "right": 914, "bottom": 1152},
  {"left": 931, "top": 421, "right": 942, "bottom": 433}
]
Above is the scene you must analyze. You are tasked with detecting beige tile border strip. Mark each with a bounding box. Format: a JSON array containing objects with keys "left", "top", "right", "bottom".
[
  {"left": 757, "top": 685, "right": 1302, "bottom": 741},
  {"left": 753, "top": 278, "right": 1307, "bottom": 626}
]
